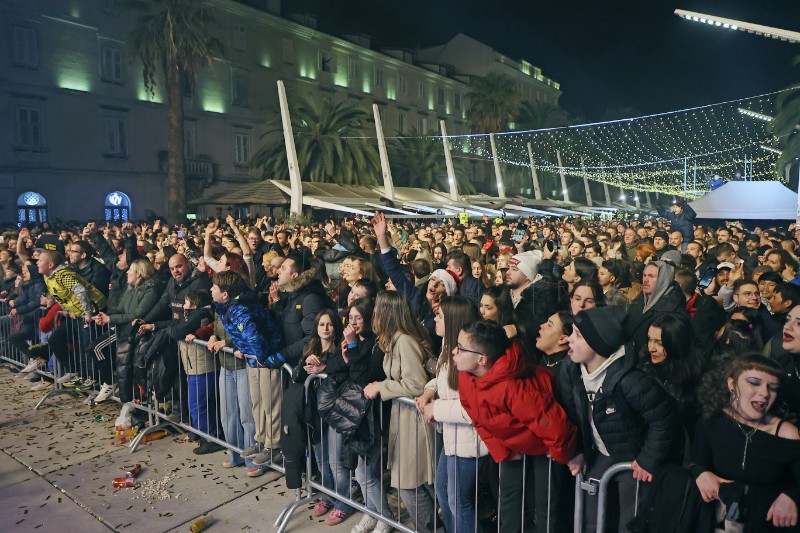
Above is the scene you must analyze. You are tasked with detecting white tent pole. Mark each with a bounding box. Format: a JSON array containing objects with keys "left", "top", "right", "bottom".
[
  {"left": 440, "top": 120, "right": 459, "bottom": 202},
  {"left": 581, "top": 157, "right": 592, "bottom": 207},
  {"left": 277, "top": 80, "right": 303, "bottom": 215},
  {"left": 490, "top": 133, "right": 506, "bottom": 198},
  {"left": 526, "top": 142, "right": 542, "bottom": 200},
  {"left": 556, "top": 150, "right": 570, "bottom": 202},
  {"left": 372, "top": 104, "right": 395, "bottom": 202}
]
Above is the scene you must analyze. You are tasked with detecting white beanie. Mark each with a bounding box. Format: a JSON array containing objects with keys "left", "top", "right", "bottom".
[
  {"left": 509, "top": 250, "right": 543, "bottom": 282},
  {"left": 428, "top": 269, "right": 458, "bottom": 296}
]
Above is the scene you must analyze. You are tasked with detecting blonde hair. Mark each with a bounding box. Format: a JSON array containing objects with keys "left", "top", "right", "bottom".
[{"left": 128, "top": 258, "right": 155, "bottom": 285}]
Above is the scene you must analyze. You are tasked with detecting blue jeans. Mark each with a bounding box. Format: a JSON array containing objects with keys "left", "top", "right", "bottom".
[
  {"left": 313, "top": 426, "right": 355, "bottom": 513},
  {"left": 188, "top": 372, "right": 219, "bottom": 438},
  {"left": 355, "top": 450, "right": 392, "bottom": 518},
  {"left": 219, "top": 367, "right": 257, "bottom": 468},
  {"left": 436, "top": 450, "right": 485, "bottom": 533}
]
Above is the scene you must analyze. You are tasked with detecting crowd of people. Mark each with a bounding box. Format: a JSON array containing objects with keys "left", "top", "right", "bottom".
[{"left": 4, "top": 199, "right": 800, "bottom": 532}]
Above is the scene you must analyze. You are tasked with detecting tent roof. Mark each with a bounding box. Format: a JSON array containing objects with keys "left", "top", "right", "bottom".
[
  {"left": 187, "top": 180, "right": 287, "bottom": 206},
  {"left": 688, "top": 181, "right": 797, "bottom": 220}
]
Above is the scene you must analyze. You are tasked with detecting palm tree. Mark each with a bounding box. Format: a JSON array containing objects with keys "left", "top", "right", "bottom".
[
  {"left": 126, "top": 0, "right": 223, "bottom": 223},
  {"left": 772, "top": 56, "right": 800, "bottom": 180},
  {"left": 516, "top": 101, "right": 571, "bottom": 130},
  {"left": 251, "top": 99, "right": 380, "bottom": 186},
  {"left": 466, "top": 73, "right": 520, "bottom": 134},
  {"left": 387, "top": 130, "right": 476, "bottom": 194}
]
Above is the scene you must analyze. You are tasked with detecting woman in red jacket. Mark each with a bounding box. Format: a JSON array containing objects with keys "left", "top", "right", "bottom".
[{"left": 457, "top": 320, "right": 577, "bottom": 533}]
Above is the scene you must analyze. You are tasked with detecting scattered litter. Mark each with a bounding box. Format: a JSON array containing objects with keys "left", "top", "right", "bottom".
[{"left": 132, "top": 472, "right": 176, "bottom": 501}]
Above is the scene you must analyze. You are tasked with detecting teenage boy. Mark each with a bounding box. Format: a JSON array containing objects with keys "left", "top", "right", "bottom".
[
  {"left": 211, "top": 271, "right": 283, "bottom": 467},
  {"left": 558, "top": 306, "right": 682, "bottom": 533},
  {"left": 457, "top": 320, "right": 577, "bottom": 533}
]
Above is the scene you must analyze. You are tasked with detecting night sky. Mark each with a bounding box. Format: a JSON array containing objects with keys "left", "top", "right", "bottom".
[{"left": 292, "top": 0, "right": 799, "bottom": 121}]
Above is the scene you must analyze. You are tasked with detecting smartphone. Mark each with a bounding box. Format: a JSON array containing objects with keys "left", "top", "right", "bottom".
[
  {"left": 512, "top": 228, "right": 525, "bottom": 243},
  {"left": 177, "top": 231, "right": 186, "bottom": 238},
  {"left": 546, "top": 240, "right": 556, "bottom": 252},
  {"left": 697, "top": 266, "right": 718, "bottom": 290}
]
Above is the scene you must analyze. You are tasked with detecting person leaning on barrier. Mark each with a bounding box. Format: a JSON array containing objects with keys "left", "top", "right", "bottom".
[
  {"left": 690, "top": 354, "right": 800, "bottom": 531},
  {"left": 457, "top": 319, "right": 578, "bottom": 533},
  {"left": 558, "top": 305, "right": 683, "bottom": 533},
  {"left": 37, "top": 249, "right": 107, "bottom": 384}
]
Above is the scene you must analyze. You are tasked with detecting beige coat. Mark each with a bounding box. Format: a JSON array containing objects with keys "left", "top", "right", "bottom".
[
  {"left": 380, "top": 332, "right": 435, "bottom": 489},
  {"left": 425, "top": 361, "right": 488, "bottom": 458},
  {"left": 179, "top": 341, "right": 216, "bottom": 376}
]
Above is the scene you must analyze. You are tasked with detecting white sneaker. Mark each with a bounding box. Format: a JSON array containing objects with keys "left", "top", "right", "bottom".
[
  {"left": 31, "top": 381, "right": 53, "bottom": 392},
  {"left": 372, "top": 521, "right": 393, "bottom": 533},
  {"left": 94, "top": 383, "right": 116, "bottom": 403},
  {"left": 351, "top": 514, "right": 378, "bottom": 533},
  {"left": 20, "top": 358, "right": 42, "bottom": 374},
  {"left": 55, "top": 372, "right": 76, "bottom": 384}
]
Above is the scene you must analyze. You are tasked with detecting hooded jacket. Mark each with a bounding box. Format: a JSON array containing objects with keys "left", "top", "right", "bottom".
[
  {"left": 270, "top": 266, "right": 336, "bottom": 367},
  {"left": 557, "top": 346, "right": 682, "bottom": 472},
  {"left": 625, "top": 261, "right": 688, "bottom": 353},
  {"left": 656, "top": 203, "right": 697, "bottom": 242},
  {"left": 458, "top": 342, "right": 577, "bottom": 464},
  {"left": 215, "top": 289, "right": 282, "bottom": 367}
]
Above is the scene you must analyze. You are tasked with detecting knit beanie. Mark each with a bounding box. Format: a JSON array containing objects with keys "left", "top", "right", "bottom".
[
  {"left": 573, "top": 306, "right": 627, "bottom": 357},
  {"left": 509, "top": 250, "right": 543, "bottom": 282},
  {"left": 429, "top": 269, "right": 458, "bottom": 296}
]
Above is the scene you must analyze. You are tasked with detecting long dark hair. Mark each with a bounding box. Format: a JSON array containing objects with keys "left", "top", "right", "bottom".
[
  {"left": 645, "top": 315, "right": 699, "bottom": 387},
  {"left": 347, "top": 297, "right": 374, "bottom": 338},
  {"left": 303, "top": 308, "right": 343, "bottom": 360},
  {"left": 438, "top": 296, "right": 479, "bottom": 390},
  {"left": 570, "top": 280, "right": 606, "bottom": 308},
  {"left": 481, "top": 285, "right": 515, "bottom": 326}
]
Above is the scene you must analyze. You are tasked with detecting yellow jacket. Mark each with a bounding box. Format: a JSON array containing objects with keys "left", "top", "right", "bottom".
[{"left": 43, "top": 265, "right": 107, "bottom": 317}]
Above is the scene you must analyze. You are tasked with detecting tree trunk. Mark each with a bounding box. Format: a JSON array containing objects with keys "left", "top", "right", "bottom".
[{"left": 165, "top": 63, "right": 186, "bottom": 224}]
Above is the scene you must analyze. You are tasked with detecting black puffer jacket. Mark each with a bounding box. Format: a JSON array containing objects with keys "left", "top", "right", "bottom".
[
  {"left": 271, "top": 274, "right": 335, "bottom": 366},
  {"left": 557, "top": 346, "right": 683, "bottom": 472}
]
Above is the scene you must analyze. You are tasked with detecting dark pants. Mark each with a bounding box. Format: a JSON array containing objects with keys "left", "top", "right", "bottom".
[
  {"left": 582, "top": 454, "right": 644, "bottom": 533},
  {"left": 9, "top": 322, "right": 35, "bottom": 358},
  {"left": 50, "top": 318, "right": 102, "bottom": 376},
  {"left": 89, "top": 330, "right": 117, "bottom": 386},
  {"left": 498, "top": 456, "right": 537, "bottom": 533},
  {"left": 531, "top": 454, "right": 573, "bottom": 533}
]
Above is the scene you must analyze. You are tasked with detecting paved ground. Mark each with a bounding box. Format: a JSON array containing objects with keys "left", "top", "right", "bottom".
[{"left": 0, "top": 365, "right": 359, "bottom": 533}]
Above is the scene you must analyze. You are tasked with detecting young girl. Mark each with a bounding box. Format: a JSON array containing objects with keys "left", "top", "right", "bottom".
[
  {"left": 416, "top": 296, "right": 486, "bottom": 533},
  {"left": 299, "top": 309, "right": 355, "bottom": 527},
  {"left": 364, "top": 291, "right": 435, "bottom": 533}
]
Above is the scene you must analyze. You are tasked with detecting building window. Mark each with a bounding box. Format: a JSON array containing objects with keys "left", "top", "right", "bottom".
[
  {"left": 319, "top": 50, "right": 335, "bottom": 73},
  {"left": 282, "top": 38, "right": 294, "bottom": 64},
  {"left": 234, "top": 132, "right": 249, "bottom": 165},
  {"left": 348, "top": 57, "right": 358, "bottom": 80},
  {"left": 232, "top": 24, "right": 246, "bottom": 51},
  {"left": 397, "top": 74, "right": 407, "bottom": 96},
  {"left": 17, "top": 192, "right": 47, "bottom": 225},
  {"left": 184, "top": 122, "right": 196, "bottom": 158},
  {"left": 231, "top": 70, "right": 248, "bottom": 107},
  {"left": 417, "top": 116, "right": 428, "bottom": 133},
  {"left": 437, "top": 87, "right": 445, "bottom": 107},
  {"left": 103, "top": 116, "right": 128, "bottom": 157},
  {"left": 101, "top": 46, "right": 124, "bottom": 83},
  {"left": 418, "top": 81, "right": 425, "bottom": 101},
  {"left": 374, "top": 67, "right": 384, "bottom": 87},
  {"left": 12, "top": 26, "right": 38, "bottom": 68},
  {"left": 104, "top": 191, "right": 131, "bottom": 222},
  {"left": 14, "top": 105, "right": 44, "bottom": 151},
  {"left": 454, "top": 92, "right": 462, "bottom": 110},
  {"left": 398, "top": 112, "right": 406, "bottom": 134}
]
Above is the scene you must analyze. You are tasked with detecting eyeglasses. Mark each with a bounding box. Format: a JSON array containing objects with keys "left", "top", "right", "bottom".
[
  {"left": 736, "top": 291, "right": 760, "bottom": 298},
  {"left": 455, "top": 343, "right": 483, "bottom": 356},
  {"left": 347, "top": 315, "right": 363, "bottom": 323}
]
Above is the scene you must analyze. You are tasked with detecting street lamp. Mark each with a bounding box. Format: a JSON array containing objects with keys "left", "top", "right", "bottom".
[{"left": 674, "top": 9, "right": 800, "bottom": 43}]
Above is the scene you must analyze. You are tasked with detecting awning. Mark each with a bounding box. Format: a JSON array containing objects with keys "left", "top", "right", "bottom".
[{"left": 187, "top": 180, "right": 288, "bottom": 206}]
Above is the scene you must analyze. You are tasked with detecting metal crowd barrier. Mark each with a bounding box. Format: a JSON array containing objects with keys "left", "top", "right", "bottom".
[{"left": 575, "top": 462, "right": 639, "bottom": 533}]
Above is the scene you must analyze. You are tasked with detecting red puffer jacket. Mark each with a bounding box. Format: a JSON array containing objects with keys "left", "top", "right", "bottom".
[{"left": 458, "top": 342, "right": 577, "bottom": 464}]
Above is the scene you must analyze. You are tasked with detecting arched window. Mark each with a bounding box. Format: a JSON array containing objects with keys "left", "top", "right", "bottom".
[
  {"left": 17, "top": 191, "right": 48, "bottom": 225},
  {"left": 104, "top": 191, "right": 131, "bottom": 222}
]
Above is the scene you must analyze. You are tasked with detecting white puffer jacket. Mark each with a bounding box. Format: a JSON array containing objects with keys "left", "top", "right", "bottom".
[{"left": 426, "top": 361, "right": 489, "bottom": 458}]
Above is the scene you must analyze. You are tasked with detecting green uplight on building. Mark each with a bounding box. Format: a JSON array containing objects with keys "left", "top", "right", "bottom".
[
  {"left": 298, "top": 59, "right": 316, "bottom": 80},
  {"left": 57, "top": 73, "right": 90, "bottom": 92},
  {"left": 261, "top": 53, "right": 271, "bottom": 68},
  {"left": 334, "top": 69, "right": 349, "bottom": 88},
  {"left": 137, "top": 84, "right": 163, "bottom": 103},
  {"left": 201, "top": 87, "right": 226, "bottom": 113},
  {"left": 362, "top": 75, "right": 372, "bottom": 94}
]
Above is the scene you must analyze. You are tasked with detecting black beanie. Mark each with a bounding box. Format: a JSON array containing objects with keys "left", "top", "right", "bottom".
[{"left": 574, "top": 306, "right": 627, "bottom": 357}]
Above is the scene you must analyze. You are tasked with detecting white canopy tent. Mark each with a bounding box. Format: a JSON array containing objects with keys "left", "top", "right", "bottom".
[{"left": 688, "top": 181, "right": 797, "bottom": 220}]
